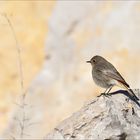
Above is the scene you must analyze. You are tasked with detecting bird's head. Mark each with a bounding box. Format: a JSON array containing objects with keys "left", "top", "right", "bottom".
[{"left": 86, "top": 55, "right": 104, "bottom": 66}]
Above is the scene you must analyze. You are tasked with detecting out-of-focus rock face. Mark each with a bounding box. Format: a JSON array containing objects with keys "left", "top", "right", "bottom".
[
  {"left": 0, "top": 0, "right": 55, "bottom": 137},
  {"left": 2, "top": 1, "right": 140, "bottom": 139}
]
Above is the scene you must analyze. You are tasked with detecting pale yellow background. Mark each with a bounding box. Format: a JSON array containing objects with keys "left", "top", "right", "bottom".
[{"left": 0, "top": 1, "right": 55, "bottom": 133}]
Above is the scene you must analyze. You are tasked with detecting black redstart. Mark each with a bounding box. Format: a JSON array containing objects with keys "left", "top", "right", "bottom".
[{"left": 87, "top": 55, "right": 139, "bottom": 100}]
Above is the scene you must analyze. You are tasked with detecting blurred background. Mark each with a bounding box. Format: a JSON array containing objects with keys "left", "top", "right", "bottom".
[{"left": 0, "top": 1, "right": 140, "bottom": 139}]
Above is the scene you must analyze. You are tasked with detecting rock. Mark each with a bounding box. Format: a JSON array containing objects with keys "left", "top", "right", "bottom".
[{"left": 45, "top": 90, "right": 140, "bottom": 140}]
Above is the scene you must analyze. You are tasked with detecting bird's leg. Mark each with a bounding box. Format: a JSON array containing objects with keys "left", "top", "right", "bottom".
[
  {"left": 106, "top": 86, "right": 113, "bottom": 96},
  {"left": 98, "top": 86, "right": 113, "bottom": 97},
  {"left": 98, "top": 88, "right": 109, "bottom": 97}
]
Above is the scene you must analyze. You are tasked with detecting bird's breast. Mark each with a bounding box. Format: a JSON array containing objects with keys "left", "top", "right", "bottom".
[{"left": 92, "top": 68, "right": 113, "bottom": 88}]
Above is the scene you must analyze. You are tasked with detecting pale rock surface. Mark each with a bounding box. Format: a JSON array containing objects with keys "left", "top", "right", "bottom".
[{"left": 46, "top": 91, "right": 140, "bottom": 140}]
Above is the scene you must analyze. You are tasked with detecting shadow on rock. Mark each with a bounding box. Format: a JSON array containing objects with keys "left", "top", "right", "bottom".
[{"left": 110, "top": 90, "right": 140, "bottom": 108}]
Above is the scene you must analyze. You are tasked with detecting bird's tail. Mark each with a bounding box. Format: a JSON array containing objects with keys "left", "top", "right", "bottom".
[
  {"left": 116, "top": 80, "right": 139, "bottom": 101},
  {"left": 127, "top": 88, "right": 139, "bottom": 101}
]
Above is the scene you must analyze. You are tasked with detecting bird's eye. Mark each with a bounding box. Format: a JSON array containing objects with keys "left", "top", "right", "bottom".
[{"left": 93, "top": 59, "right": 96, "bottom": 63}]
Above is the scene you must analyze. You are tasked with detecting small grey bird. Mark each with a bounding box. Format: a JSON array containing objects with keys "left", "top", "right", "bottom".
[{"left": 87, "top": 55, "right": 139, "bottom": 100}]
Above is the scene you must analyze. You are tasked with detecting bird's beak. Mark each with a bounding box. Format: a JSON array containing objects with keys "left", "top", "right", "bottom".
[{"left": 86, "top": 60, "right": 91, "bottom": 63}]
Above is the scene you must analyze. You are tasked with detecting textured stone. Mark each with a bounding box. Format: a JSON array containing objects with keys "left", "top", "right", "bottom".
[{"left": 45, "top": 91, "right": 140, "bottom": 140}]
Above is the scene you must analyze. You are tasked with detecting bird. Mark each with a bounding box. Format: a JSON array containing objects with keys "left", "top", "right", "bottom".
[{"left": 87, "top": 55, "right": 139, "bottom": 100}]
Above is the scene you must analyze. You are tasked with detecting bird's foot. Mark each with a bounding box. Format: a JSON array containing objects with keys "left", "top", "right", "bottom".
[{"left": 97, "top": 93, "right": 111, "bottom": 98}]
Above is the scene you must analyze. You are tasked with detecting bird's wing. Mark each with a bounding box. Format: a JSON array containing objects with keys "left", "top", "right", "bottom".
[
  {"left": 102, "top": 69, "right": 130, "bottom": 88},
  {"left": 102, "top": 69, "right": 139, "bottom": 100}
]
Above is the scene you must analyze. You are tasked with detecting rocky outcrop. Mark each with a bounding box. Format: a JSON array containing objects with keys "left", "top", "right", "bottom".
[{"left": 46, "top": 90, "right": 140, "bottom": 140}]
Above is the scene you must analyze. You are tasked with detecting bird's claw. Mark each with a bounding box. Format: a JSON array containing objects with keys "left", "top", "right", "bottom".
[{"left": 97, "top": 93, "right": 111, "bottom": 98}]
